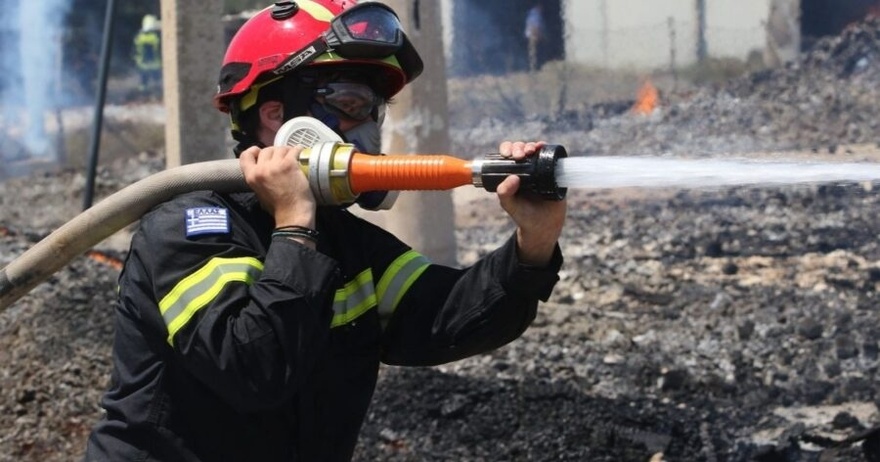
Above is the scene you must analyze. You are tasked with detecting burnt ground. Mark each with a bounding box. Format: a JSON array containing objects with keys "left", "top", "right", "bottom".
[{"left": 4, "top": 17, "right": 880, "bottom": 462}]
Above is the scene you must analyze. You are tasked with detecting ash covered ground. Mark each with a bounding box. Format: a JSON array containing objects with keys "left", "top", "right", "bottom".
[{"left": 4, "top": 18, "right": 880, "bottom": 462}]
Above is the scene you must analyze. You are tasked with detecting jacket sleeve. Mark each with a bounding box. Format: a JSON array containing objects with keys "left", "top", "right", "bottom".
[
  {"left": 379, "top": 233, "right": 562, "bottom": 366},
  {"left": 125, "top": 193, "right": 339, "bottom": 413}
]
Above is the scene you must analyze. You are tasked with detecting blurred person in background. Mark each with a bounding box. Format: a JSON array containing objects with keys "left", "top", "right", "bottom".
[
  {"left": 83, "top": 1, "right": 566, "bottom": 460},
  {"left": 132, "top": 14, "right": 162, "bottom": 98}
]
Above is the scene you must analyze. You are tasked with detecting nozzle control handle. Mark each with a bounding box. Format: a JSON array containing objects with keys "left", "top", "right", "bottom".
[{"left": 476, "top": 144, "right": 567, "bottom": 200}]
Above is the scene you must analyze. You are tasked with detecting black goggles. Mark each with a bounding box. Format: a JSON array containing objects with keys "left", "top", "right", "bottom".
[
  {"left": 272, "top": 2, "right": 423, "bottom": 83},
  {"left": 315, "top": 81, "right": 385, "bottom": 122}
]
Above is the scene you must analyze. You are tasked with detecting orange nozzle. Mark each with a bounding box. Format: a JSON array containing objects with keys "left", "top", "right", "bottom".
[{"left": 348, "top": 153, "right": 474, "bottom": 193}]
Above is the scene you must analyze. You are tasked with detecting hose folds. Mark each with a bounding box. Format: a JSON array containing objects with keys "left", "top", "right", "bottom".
[{"left": 0, "top": 160, "right": 246, "bottom": 311}]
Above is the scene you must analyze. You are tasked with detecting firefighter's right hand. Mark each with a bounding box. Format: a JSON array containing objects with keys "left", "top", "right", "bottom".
[{"left": 239, "top": 145, "right": 317, "bottom": 229}]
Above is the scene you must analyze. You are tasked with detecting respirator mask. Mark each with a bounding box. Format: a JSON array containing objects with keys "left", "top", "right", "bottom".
[{"left": 273, "top": 115, "right": 399, "bottom": 211}]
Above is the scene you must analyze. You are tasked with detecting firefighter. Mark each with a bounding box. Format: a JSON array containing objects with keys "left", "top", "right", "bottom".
[
  {"left": 83, "top": 1, "right": 566, "bottom": 460},
  {"left": 133, "top": 14, "right": 162, "bottom": 96}
]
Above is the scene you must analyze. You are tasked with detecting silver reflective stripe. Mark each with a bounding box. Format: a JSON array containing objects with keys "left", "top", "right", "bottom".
[
  {"left": 331, "top": 268, "right": 377, "bottom": 327},
  {"left": 159, "top": 256, "right": 264, "bottom": 345},
  {"left": 376, "top": 250, "right": 430, "bottom": 319}
]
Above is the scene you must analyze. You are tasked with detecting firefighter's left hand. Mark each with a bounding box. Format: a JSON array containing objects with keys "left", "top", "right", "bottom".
[{"left": 496, "top": 140, "right": 566, "bottom": 267}]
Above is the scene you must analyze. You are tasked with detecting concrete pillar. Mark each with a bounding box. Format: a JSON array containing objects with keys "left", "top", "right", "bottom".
[
  {"left": 696, "top": 0, "right": 708, "bottom": 62},
  {"left": 160, "top": 0, "right": 228, "bottom": 166},
  {"left": 366, "top": 0, "right": 457, "bottom": 266}
]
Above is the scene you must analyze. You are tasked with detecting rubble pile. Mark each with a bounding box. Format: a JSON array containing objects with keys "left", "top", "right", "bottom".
[
  {"left": 359, "top": 183, "right": 880, "bottom": 461},
  {"left": 3, "top": 17, "right": 880, "bottom": 462}
]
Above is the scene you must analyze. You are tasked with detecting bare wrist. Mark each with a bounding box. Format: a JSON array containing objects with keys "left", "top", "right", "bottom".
[
  {"left": 273, "top": 210, "right": 316, "bottom": 230},
  {"left": 516, "top": 229, "right": 557, "bottom": 266}
]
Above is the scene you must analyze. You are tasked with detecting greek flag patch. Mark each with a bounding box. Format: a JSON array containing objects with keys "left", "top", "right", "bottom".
[{"left": 185, "top": 207, "right": 230, "bottom": 237}]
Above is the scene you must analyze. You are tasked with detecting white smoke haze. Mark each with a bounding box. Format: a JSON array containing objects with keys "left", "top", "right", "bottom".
[
  {"left": 0, "top": 0, "right": 21, "bottom": 148},
  {"left": 1, "top": 0, "right": 72, "bottom": 161}
]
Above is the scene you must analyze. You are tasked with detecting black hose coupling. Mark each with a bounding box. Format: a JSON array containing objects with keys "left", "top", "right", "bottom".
[{"left": 474, "top": 144, "right": 567, "bottom": 200}]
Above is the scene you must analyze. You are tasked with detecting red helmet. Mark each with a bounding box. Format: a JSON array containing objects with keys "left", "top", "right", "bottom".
[{"left": 214, "top": 0, "right": 422, "bottom": 114}]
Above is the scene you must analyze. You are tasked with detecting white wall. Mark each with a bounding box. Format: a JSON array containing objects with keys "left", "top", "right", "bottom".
[
  {"left": 705, "top": 0, "right": 770, "bottom": 59},
  {"left": 440, "top": 0, "right": 777, "bottom": 72},
  {"left": 564, "top": 0, "right": 773, "bottom": 70},
  {"left": 564, "top": 0, "right": 696, "bottom": 69}
]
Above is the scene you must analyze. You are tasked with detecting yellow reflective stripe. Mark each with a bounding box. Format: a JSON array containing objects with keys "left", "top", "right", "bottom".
[
  {"left": 159, "top": 257, "right": 264, "bottom": 345},
  {"left": 134, "top": 33, "right": 161, "bottom": 69},
  {"left": 376, "top": 251, "right": 430, "bottom": 318},
  {"left": 330, "top": 269, "right": 376, "bottom": 327},
  {"left": 298, "top": 0, "right": 335, "bottom": 22},
  {"left": 135, "top": 33, "right": 160, "bottom": 46}
]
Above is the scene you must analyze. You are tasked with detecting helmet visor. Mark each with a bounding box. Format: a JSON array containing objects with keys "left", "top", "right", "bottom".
[{"left": 327, "top": 3, "right": 404, "bottom": 58}]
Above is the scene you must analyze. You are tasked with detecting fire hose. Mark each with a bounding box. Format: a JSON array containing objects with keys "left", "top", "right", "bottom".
[{"left": 0, "top": 142, "right": 566, "bottom": 311}]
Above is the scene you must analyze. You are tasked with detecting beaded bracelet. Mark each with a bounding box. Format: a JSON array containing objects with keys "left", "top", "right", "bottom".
[{"left": 273, "top": 225, "right": 319, "bottom": 240}]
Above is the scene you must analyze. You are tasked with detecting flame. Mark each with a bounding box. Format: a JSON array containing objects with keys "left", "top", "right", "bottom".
[
  {"left": 632, "top": 79, "right": 660, "bottom": 115},
  {"left": 86, "top": 250, "right": 124, "bottom": 271}
]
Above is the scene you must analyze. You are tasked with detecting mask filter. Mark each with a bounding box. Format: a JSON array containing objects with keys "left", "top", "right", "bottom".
[{"left": 274, "top": 115, "right": 343, "bottom": 147}]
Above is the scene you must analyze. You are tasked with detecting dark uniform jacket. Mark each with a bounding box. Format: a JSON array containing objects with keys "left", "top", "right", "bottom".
[{"left": 83, "top": 190, "right": 562, "bottom": 461}]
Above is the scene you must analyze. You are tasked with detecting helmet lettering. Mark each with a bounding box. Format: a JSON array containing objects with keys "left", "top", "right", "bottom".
[{"left": 274, "top": 46, "right": 317, "bottom": 75}]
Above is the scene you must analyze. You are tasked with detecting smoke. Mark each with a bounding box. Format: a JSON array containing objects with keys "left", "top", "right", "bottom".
[
  {"left": 0, "top": 0, "right": 21, "bottom": 145},
  {"left": 0, "top": 0, "right": 72, "bottom": 161}
]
